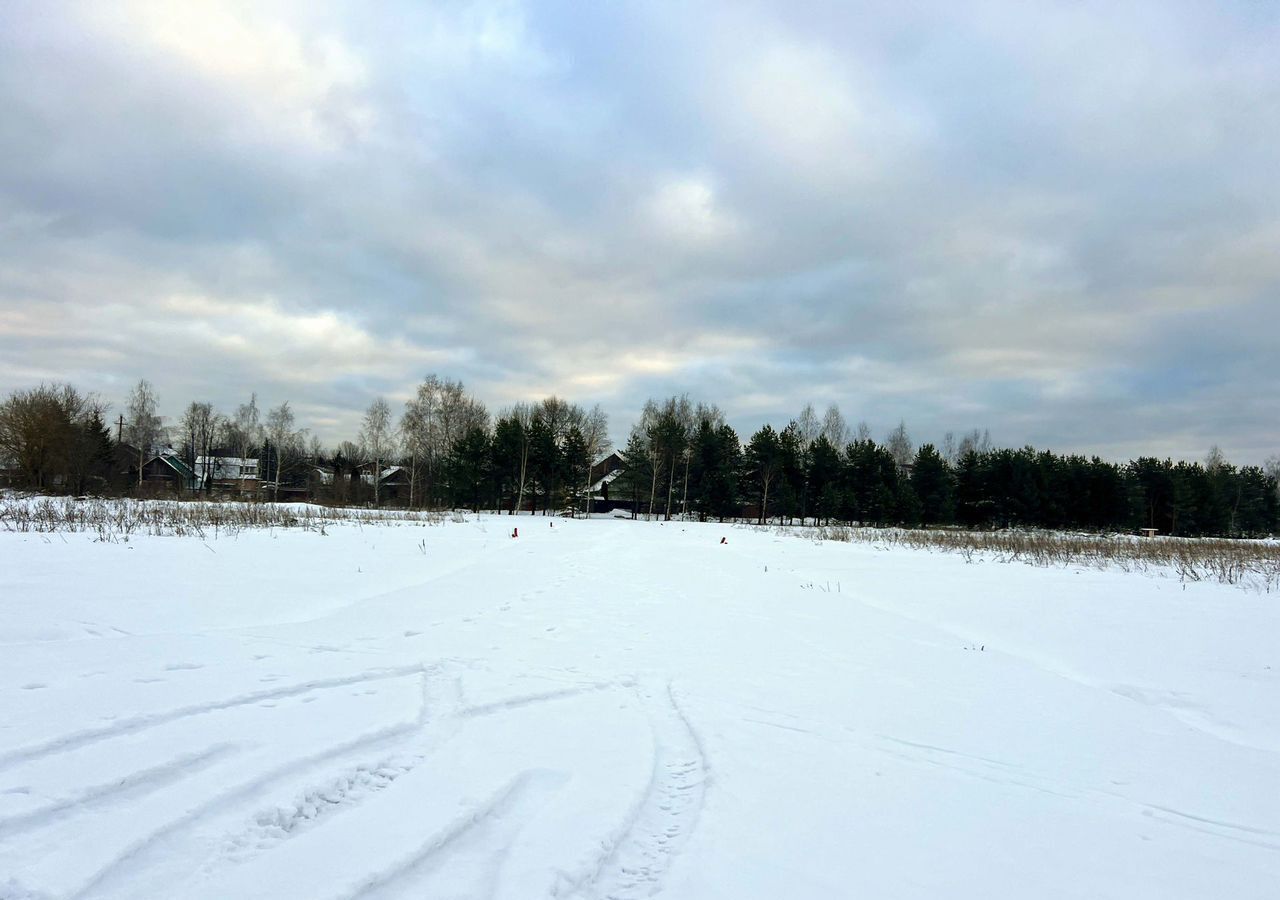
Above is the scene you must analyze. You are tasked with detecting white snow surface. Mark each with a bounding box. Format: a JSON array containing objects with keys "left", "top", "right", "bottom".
[{"left": 0, "top": 514, "right": 1277, "bottom": 899}]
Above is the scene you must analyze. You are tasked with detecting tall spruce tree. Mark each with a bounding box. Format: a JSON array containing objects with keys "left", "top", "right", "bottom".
[
  {"left": 561, "top": 426, "right": 590, "bottom": 516},
  {"left": 744, "top": 425, "right": 782, "bottom": 524},
  {"left": 911, "top": 443, "right": 954, "bottom": 526},
  {"left": 447, "top": 424, "right": 491, "bottom": 511}
]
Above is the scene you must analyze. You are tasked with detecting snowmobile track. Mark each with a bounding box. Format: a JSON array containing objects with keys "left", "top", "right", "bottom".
[{"left": 566, "top": 680, "right": 709, "bottom": 900}]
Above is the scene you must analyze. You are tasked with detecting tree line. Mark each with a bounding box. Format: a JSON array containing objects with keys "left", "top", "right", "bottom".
[
  {"left": 611, "top": 401, "right": 1278, "bottom": 537},
  {"left": 1, "top": 378, "right": 1276, "bottom": 537}
]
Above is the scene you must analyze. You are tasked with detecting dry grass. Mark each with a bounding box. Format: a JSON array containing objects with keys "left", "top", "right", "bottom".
[
  {"left": 0, "top": 495, "right": 455, "bottom": 540},
  {"left": 780, "top": 524, "right": 1280, "bottom": 592}
]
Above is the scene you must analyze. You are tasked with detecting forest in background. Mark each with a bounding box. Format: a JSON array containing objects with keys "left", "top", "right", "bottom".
[{"left": 1, "top": 377, "right": 1276, "bottom": 537}]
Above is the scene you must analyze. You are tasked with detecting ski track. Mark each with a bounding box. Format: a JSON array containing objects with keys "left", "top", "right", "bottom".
[
  {"left": 0, "top": 664, "right": 431, "bottom": 773},
  {"left": 458, "top": 682, "right": 617, "bottom": 719},
  {"left": 339, "top": 769, "right": 569, "bottom": 900},
  {"left": 0, "top": 743, "right": 240, "bottom": 839},
  {"left": 874, "top": 736, "right": 1280, "bottom": 851},
  {"left": 849, "top": 592, "right": 1276, "bottom": 755},
  {"left": 560, "top": 681, "right": 709, "bottom": 900}
]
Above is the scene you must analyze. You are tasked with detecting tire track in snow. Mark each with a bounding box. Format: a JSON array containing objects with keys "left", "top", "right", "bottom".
[
  {"left": 46, "top": 665, "right": 642, "bottom": 899},
  {"left": 96, "top": 674, "right": 611, "bottom": 896},
  {"left": 0, "top": 664, "right": 431, "bottom": 772},
  {"left": 212, "top": 678, "right": 613, "bottom": 870},
  {"left": 219, "top": 759, "right": 417, "bottom": 864},
  {"left": 563, "top": 681, "right": 710, "bottom": 900},
  {"left": 209, "top": 671, "right": 466, "bottom": 868},
  {"left": 67, "top": 669, "right": 443, "bottom": 900}
]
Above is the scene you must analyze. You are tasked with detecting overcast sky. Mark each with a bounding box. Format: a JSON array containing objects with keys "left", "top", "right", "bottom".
[{"left": 1, "top": 1, "right": 1276, "bottom": 462}]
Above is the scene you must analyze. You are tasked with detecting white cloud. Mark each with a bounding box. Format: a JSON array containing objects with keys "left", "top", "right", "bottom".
[
  {"left": 86, "top": 1, "right": 376, "bottom": 151},
  {"left": 0, "top": 1, "right": 1276, "bottom": 460},
  {"left": 645, "top": 175, "right": 739, "bottom": 244}
]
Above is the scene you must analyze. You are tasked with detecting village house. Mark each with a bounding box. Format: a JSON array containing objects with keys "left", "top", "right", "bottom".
[
  {"left": 194, "top": 452, "right": 260, "bottom": 498},
  {"left": 586, "top": 451, "right": 628, "bottom": 514}
]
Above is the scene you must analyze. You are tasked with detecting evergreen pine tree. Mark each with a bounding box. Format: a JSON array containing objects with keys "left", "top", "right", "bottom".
[
  {"left": 561, "top": 426, "right": 590, "bottom": 516},
  {"left": 744, "top": 425, "right": 782, "bottom": 524},
  {"left": 911, "top": 443, "right": 954, "bottom": 526},
  {"left": 616, "top": 430, "right": 654, "bottom": 519},
  {"left": 447, "top": 425, "right": 491, "bottom": 511}
]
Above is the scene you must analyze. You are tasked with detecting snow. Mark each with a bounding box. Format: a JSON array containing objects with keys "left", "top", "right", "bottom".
[{"left": 0, "top": 513, "right": 1277, "bottom": 899}]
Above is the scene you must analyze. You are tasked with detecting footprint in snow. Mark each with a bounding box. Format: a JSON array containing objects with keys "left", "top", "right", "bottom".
[
  {"left": 18, "top": 683, "right": 47, "bottom": 690},
  {"left": 164, "top": 662, "right": 204, "bottom": 671}
]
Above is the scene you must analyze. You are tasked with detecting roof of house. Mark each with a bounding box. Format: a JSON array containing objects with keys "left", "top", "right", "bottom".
[
  {"left": 588, "top": 468, "right": 624, "bottom": 493},
  {"left": 146, "top": 454, "right": 197, "bottom": 480},
  {"left": 586, "top": 451, "right": 627, "bottom": 493},
  {"left": 588, "top": 451, "right": 625, "bottom": 486}
]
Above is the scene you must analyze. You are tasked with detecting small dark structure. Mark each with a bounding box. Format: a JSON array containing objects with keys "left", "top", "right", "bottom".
[
  {"left": 138, "top": 452, "right": 198, "bottom": 493},
  {"left": 585, "top": 451, "right": 629, "bottom": 514}
]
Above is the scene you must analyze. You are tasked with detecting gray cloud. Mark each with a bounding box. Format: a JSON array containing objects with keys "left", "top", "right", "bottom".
[{"left": 1, "top": 0, "right": 1276, "bottom": 463}]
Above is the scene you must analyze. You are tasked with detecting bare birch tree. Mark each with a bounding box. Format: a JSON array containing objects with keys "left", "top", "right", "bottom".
[
  {"left": 265, "top": 401, "right": 306, "bottom": 502},
  {"left": 1265, "top": 455, "right": 1280, "bottom": 502},
  {"left": 401, "top": 375, "right": 486, "bottom": 508},
  {"left": 233, "top": 394, "right": 262, "bottom": 460},
  {"left": 124, "top": 379, "right": 162, "bottom": 486},
  {"left": 505, "top": 402, "right": 535, "bottom": 514},
  {"left": 796, "top": 403, "right": 821, "bottom": 448},
  {"left": 956, "top": 428, "right": 992, "bottom": 457},
  {"left": 942, "top": 431, "right": 958, "bottom": 465},
  {"left": 820, "top": 404, "right": 850, "bottom": 449},
  {"left": 361, "top": 397, "right": 394, "bottom": 507},
  {"left": 180, "top": 401, "right": 221, "bottom": 493},
  {"left": 580, "top": 403, "right": 611, "bottom": 516},
  {"left": 886, "top": 420, "right": 913, "bottom": 472}
]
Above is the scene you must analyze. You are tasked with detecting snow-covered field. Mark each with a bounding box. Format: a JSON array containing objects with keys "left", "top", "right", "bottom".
[{"left": 1, "top": 513, "right": 1277, "bottom": 899}]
